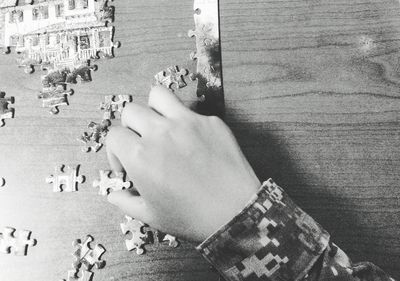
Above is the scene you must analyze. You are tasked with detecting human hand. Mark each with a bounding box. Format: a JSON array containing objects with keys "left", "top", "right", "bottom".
[{"left": 106, "top": 86, "right": 260, "bottom": 243}]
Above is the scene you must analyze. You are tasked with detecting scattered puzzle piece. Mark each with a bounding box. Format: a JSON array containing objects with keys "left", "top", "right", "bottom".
[
  {"left": 162, "top": 234, "right": 179, "bottom": 248},
  {"left": 143, "top": 225, "right": 180, "bottom": 248},
  {"left": 121, "top": 216, "right": 179, "bottom": 255},
  {"left": 154, "top": 66, "right": 189, "bottom": 89},
  {"left": 46, "top": 165, "right": 85, "bottom": 193},
  {"left": 61, "top": 269, "right": 93, "bottom": 281},
  {"left": 72, "top": 235, "right": 106, "bottom": 270},
  {"left": 0, "top": 91, "right": 15, "bottom": 127},
  {"left": 79, "top": 120, "right": 111, "bottom": 153},
  {"left": 99, "top": 95, "right": 131, "bottom": 120},
  {"left": 0, "top": 227, "right": 37, "bottom": 256},
  {"left": 120, "top": 216, "right": 150, "bottom": 255},
  {"left": 93, "top": 170, "right": 132, "bottom": 196}
]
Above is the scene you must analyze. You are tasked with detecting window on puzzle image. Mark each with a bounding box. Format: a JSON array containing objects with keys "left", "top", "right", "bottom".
[
  {"left": 9, "top": 35, "right": 19, "bottom": 46},
  {"left": 39, "top": 6, "right": 49, "bottom": 19},
  {"left": 9, "top": 10, "right": 23, "bottom": 23},
  {"left": 32, "top": 8, "right": 39, "bottom": 20},
  {"left": 32, "top": 36, "right": 39, "bottom": 46},
  {"left": 71, "top": 36, "right": 79, "bottom": 51},
  {"left": 18, "top": 11, "right": 23, "bottom": 22},
  {"left": 55, "top": 4, "right": 64, "bottom": 17},
  {"left": 99, "top": 31, "right": 110, "bottom": 47},
  {"left": 80, "top": 35, "right": 90, "bottom": 49},
  {"left": 69, "top": 0, "right": 75, "bottom": 10},
  {"left": 8, "top": 11, "right": 15, "bottom": 23},
  {"left": 82, "top": 0, "right": 88, "bottom": 9}
]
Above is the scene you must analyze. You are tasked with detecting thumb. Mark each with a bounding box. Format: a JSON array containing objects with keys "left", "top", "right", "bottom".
[{"left": 108, "top": 190, "right": 150, "bottom": 224}]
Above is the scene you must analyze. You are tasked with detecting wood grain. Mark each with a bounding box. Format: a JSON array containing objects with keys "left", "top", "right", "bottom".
[{"left": 0, "top": 0, "right": 400, "bottom": 280}]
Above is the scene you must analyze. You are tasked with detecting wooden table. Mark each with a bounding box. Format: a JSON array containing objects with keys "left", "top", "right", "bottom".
[{"left": 1, "top": 0, "right": 399, "bottom": 280}]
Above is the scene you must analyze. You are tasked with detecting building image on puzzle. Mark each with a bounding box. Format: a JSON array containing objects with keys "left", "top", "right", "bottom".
[{"left": 0, "top": 0, "right": 117, "bottom": 69}]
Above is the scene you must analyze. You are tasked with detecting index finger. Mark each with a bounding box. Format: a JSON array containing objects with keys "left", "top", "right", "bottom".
[{"left": 148, "top": 86, "right": 192, "bottom": 119}]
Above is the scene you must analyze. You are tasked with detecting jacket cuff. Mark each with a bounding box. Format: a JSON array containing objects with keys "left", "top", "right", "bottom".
[{"left": 196, "top": 179, "right": 330, "bottom": 281}]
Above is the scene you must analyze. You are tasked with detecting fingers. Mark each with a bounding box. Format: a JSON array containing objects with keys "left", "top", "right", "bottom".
[
  {"left": 121, "top": 103, "right": 163, "bottom": 137},
  {"left": 107, "top": 149, "right": 124, "bottom": 172},
  {"left": 106, "top": 126, "right": 142, "bottom": 172},
  {"left": 148, "top": 86, "right": 192, "bottom": 119},
  {"left": 108, "top": 190, "right": 150, "bottom": 223}
]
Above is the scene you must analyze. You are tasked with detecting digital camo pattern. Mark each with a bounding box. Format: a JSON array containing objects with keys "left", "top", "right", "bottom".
[
  {"left": 303, "top": 243, "right": 396, "bottom": 281},
  {"left": 197, "top": 179, "right": 330, "bottom": 281},
  {"left": 197, "top": 179, "right": 397, "bottom": 281}
]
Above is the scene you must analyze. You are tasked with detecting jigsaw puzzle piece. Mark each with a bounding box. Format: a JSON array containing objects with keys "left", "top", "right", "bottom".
[
  {"left": 98, "top": 0, "right": 115, "bottom": 24},
  {"left": 93, "top": 170, "right": 132, "bottom": 196},
  {"left": 72, "top": 235, "right": 106, "bottom": 270},
  {"left": 41, "top": 68, "right": 69, "bottom": 89},
  {"left": 16, "top": 56, "right": 43, "bottom": 74},
  {"left": 188, "top": 23, "right": 215, "bottom": 60},
  {"left": 61, "top": 269, "right": 93, "bottom": 281},
  {"left": 79, "top": 120, "right": 111, "bottom": 153},
  {"left": 154, "top": 66, "right": 189, "bottom": 90},
  {"left": 46, "top": 165, "right": 85, "bottom": 192},
  {"left": 38, "top": 86, "right": 73, "bottom": 115},
  {"left": 0, "top": 91, "right": 15, "bottom": 127},
  {"left": 0, "top": 227, "right": 37, "bottom": 256},
  {"left": 162, "top": 234, "right": 179, "bottom": 248},
  {"left": 66, "top": 64, "right": 98, "bottom": 84},
  {"left": 99, "top": 95, "right": 131, "bottom": 120},
  {"left": 143, "top": 225, "right": 180, "bottom": 248},
  {"left": 120, "top": 216, "right": 150, "bottom": 255}
]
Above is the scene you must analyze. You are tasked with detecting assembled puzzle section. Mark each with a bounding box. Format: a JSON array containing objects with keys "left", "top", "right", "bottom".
[
  {"left": 188, "top": 0, "right": 224, "bottom": 116},
  {"left": 46, "top": 164, "right": 85, "bottom": 192},
  {"left": 38, "top": 85, "right": 73, "bottom": 114},
  {"left": 0, "top": 0, "right": 120, "bottom": 67},
  {"left": 0, "top": 0, "right": 122, "bottom": 114},
  {"left": 0, "top": 91, "right": 14, "bottom": 127},
  {"left": 0, "top": 227, "right": 37, "bottom": 256},
  {"left": 38, "top": 62, "right": 97, "bottom": 114}
]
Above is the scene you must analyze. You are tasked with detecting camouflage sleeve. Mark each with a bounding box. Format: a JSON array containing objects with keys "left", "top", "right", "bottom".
[{"left": 196, "top": 179, "right": 396, "bottom": 281}]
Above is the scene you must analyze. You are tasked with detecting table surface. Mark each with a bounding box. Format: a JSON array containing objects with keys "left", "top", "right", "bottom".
[{"left": 1, "top": 0, "right": 400, "bottom": 280}]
